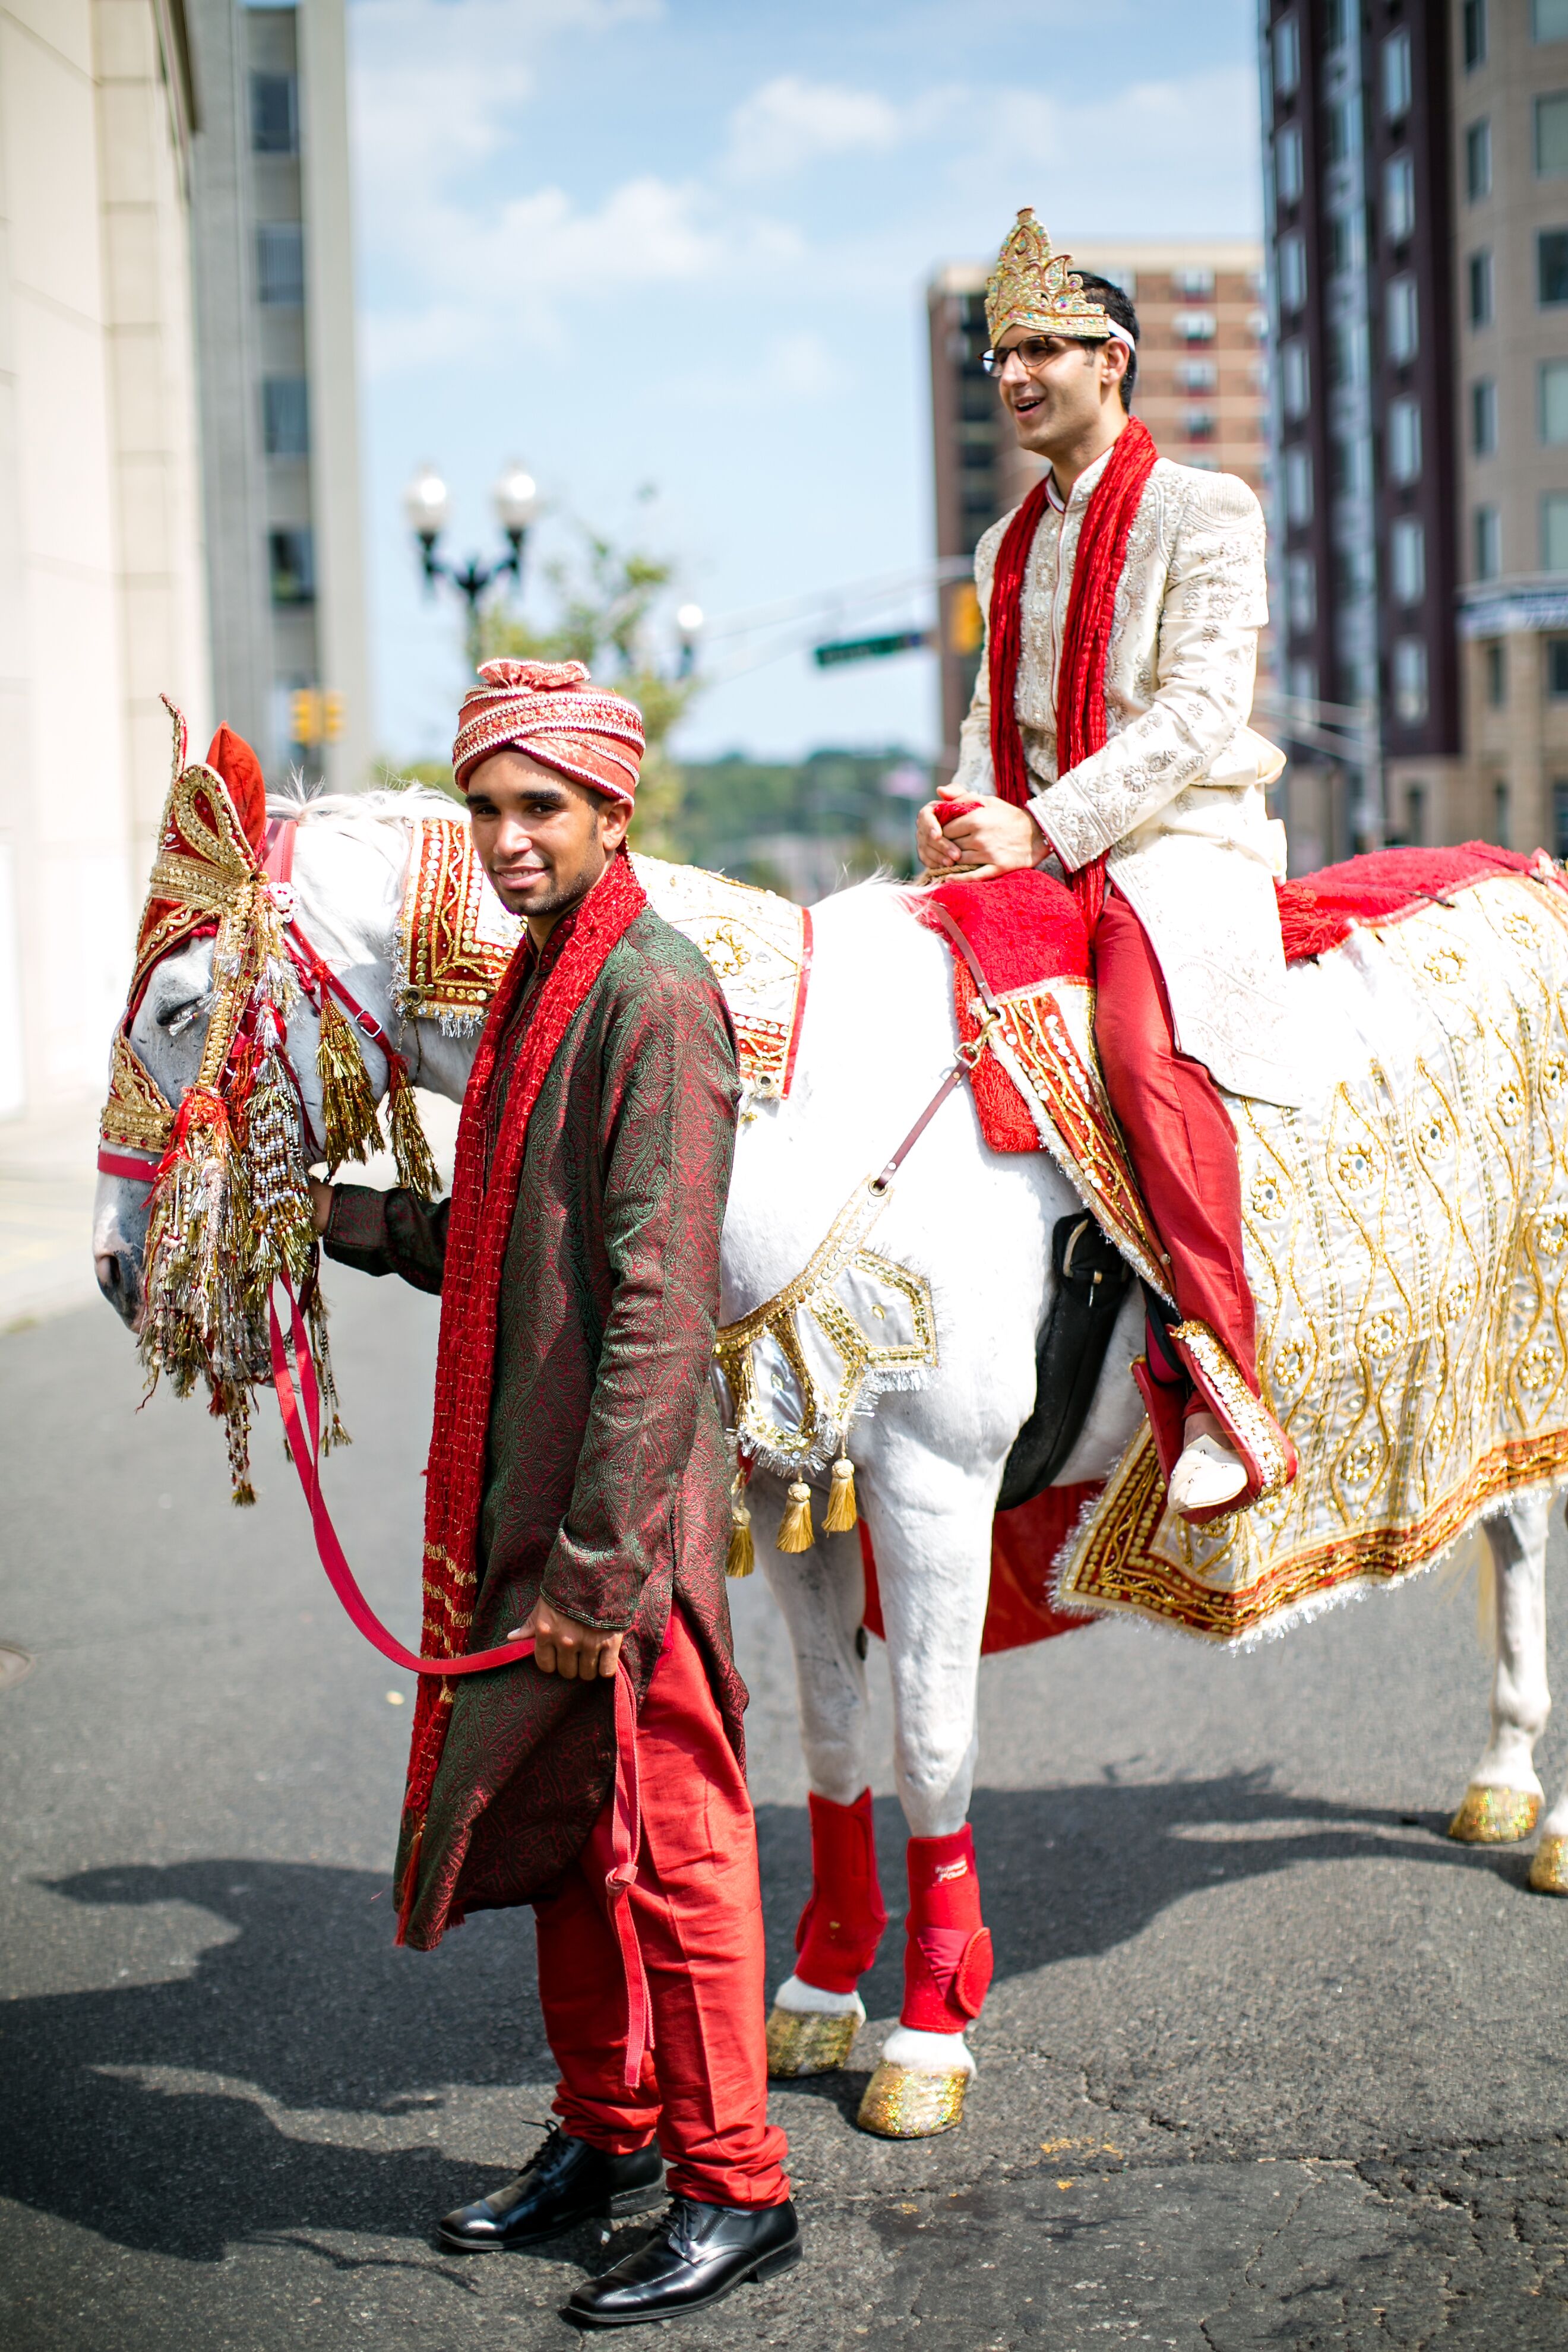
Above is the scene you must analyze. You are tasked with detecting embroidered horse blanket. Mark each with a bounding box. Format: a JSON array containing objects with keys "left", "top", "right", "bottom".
[{"left": 927, "top": 845, "right": 1568, "bottom": 1642}]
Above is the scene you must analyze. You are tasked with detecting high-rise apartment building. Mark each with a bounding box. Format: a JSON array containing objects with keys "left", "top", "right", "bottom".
[
  {"left": 1259, "top": 2, "right": 1460, "bottom": 867},
  {"left": 928, "top": 241, "right": 1269, "bottom": 771},
  {"left": 1451, "top": 0, "right": 1568, "bottom": 861},
  {"left": 186, "top": 0, "right": 367, "bottom": 789},
  {"left": 1259, "top": 0, "right": 1568, "bottom": 867}
]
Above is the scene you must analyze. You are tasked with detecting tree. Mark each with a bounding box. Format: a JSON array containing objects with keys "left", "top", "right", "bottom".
[{"left": 476, "top": 530, "right": 698, "bottom": 858}]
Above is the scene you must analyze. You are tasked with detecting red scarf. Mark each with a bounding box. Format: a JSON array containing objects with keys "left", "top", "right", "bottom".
[
  {"left": 988, "top": 415, "right": 1159, "bottom": 939},
  {"left": 398, "top": 849, "right": 648, "bottom": 1888}
]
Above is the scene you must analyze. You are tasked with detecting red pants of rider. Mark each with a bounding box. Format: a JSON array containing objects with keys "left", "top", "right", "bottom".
[
  {"left": 900, "top": 1826, "right": 995, "bottom": 2033},
  {"left": 532, "top": 1607, "right": 790, "bottom": 2208},
  {"left": 1092, "top": 889, "right": 1258, "bottom": 1391},
  {"left": 795, "top": 1788, "right": 887, "bottom": 1993}
]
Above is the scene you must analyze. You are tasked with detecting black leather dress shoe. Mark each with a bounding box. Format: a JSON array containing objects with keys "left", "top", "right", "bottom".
[
  {"left": 567, "top": 2195, "right": 801, "bottom": 2326},
  {"left": 438, "top": 2127, "right": 665, "bottom": 2252}
]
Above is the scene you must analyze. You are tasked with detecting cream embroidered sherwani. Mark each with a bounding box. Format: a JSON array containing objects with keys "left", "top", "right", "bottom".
[{"left": 953, "top": 445, "right": 1301, "bottom": 1107}]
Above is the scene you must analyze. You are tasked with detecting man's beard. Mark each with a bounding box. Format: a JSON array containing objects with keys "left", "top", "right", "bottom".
[{"left": 521, "top": 844, "right": 609, "bottom": 919}]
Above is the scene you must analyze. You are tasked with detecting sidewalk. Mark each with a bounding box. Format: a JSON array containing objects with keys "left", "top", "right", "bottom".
[{"left": 0, "top": 1098, "right": 103, "bottom": 1332}]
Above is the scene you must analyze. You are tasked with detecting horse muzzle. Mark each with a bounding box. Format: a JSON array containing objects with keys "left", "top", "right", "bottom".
[{"left": 95, "top": 1244, "right": 143, "bottom": 1332}]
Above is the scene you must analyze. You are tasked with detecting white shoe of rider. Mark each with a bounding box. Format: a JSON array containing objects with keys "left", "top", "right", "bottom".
[{"left": 1168, "top": 1430, "right": 1248, "bottom": 1515}]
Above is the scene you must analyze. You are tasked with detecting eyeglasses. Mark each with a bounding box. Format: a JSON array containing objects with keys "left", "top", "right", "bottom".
[{"left": 982, "top": 336, "right": 1070, "bottom": 378}]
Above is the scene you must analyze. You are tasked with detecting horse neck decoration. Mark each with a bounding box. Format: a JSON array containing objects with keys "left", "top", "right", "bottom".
[{"left": 93, "top": 775, "right": 1568, "bottom": 2145}]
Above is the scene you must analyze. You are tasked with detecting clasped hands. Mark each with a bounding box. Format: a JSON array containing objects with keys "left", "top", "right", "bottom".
[{"left": 915, "top": 791, "right": 1049, "bottom": 883}]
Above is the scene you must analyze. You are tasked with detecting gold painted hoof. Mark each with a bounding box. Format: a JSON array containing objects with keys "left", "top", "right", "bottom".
[
  {"left": 1447, "top": 1785, "right": 1542, "bottom": 1843},
  {"left": 855, "top": 2060, "right": 969, "bottom": 2139},
  {"left": 766, "top": 2005, "right": 861, "bottom": 2079},
  {"left": 1529, "top": 1832, "right": 1568, "bottom": 1895}
]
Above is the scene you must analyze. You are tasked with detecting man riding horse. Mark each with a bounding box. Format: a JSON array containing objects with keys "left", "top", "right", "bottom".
[{"left": 919, "top": 209, "right": 1300, "bottom": 1522}]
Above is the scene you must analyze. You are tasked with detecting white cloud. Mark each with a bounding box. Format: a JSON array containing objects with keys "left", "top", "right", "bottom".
[{"left": 722, "top": 74, "right": 904, "bottom": 183}]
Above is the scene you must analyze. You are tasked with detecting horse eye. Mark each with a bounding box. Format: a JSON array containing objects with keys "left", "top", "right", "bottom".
[{"left": 156, "top": 995, "right": 207, "bottom": 1036}]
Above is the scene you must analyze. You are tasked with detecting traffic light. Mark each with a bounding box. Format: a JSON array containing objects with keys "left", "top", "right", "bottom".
[
  {"left": 323, "top": 692, "right": 343, "bottom": 742},
  {"left": 288, "top": 688, "right": 320, "bottom": 746}
]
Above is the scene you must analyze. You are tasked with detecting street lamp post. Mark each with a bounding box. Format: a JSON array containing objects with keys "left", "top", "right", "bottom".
[{"left": 403, "top": 461, "right": 540, "bottom": 671}]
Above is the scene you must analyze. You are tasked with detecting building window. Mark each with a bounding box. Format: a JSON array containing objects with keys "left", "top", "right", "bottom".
[
  {"left": 1384, "top": 154, "right": 1415, "bottom": 242},
  {"left": 1284, "top": 445, "right": 1314, "bottom": 526},
  {"left": 1273, "top": 15, "right": 1300, "bottom": 97},
  {"left": 1472, "top": 378, "right": 1499, "bottom": 455},
  {"left": 1536, "top": 0, "right": 1568, "bottom": 40},
  {"left": 1544, "top": 359, "right": 1568, "bottom": 442},
  {"left": 268, "top": 527, "right": 315, "bottom": 605},
  {"left": 1387, "top": 274, "right": 1419, "bottom": 362},
  {"left": 1391, "top": 516, "right": 1427, "bottom": 605},
  {"left": 1382, "top": 29, "right": 1412, "bottom": 121},
  {"left": 1494, "top": 781, "right": 1510, "bottom": 846},
  {"left": 1547, "top": 637, "right": 1568, "bottom": 693},
  {"left": 1486, "top": 642, "right": 1507, "bottom": 706},
  {"left": 1171, "top": 266, "right": 1216, "bottom": 298},
  {"left": 1540, "top": 93, "right": 1568, "bottom": 175},
  {"left": 1542, "top": 231, "right": 1568, "bottom": 304},
  {"left": 1555, "top": 783, "right": 1568, "bottom": 862},
  {"left": 257, "top": 223, "right": 305, "bottom": 307},
  {"left": 1545, "top": 492, "right": 1568, "bottom": 570},
  {"left": 1287, "top": 656, "right": 1319, "bottom": 710},
  {"left": 251, "top": 71, "right": 298, "bottom": 156},
  {"left": 262, "top": 378, "right": 309, "bottom": 457},
  {"left": 1276, "top": 125, "right": 1303, "bottom": 206},
  {"left": 1281, "top": 340, "right": 1309, "bottom": 419},
  {"left": 1279, "top": 232, "right": 1307, "bottom": 312},
  {"left": 1466, "top": 120, "right": 1493, "bottom": 201},
  {"left": 1465, "top": 0, "right": 1488, "bottom": 68},
  {"left": 1470, "top": 249, "right": 1495, "bottom": 324},
  {"left": 1186, "top": 412, "right": 1217, "bottom": 443},
  {"left": 1326, "top": 99, "right": 1356, "bottom": 166},
  {"left": 1388, "top": 396, "right": 1422, "bottom": 482},
  {"left": 1173, "top": 310, "right": 1217, "bottom": 343},
  {"left": 1404, "top": 785, "right": 1427, "bottom": 845},
  {"left": 1475, "top": 505, "right": 1503, "bottom": 578},
  {"left": 1287, "top": 552, "right": 1316, "bottom": 631},
  {"left": 1176, "top": 358, "right": 1218, "bottom": 392},
  {"left": 1392, "top": 638, "right": 1429, "bottom": 723}
]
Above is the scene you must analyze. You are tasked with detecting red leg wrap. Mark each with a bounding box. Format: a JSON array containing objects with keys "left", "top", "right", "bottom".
[
  {"left": 900, "top": 1826, "right": 994, "bottom": 2032},
  {"left": 794, "top": 1788, "right": 888, "bottom": 1995}
]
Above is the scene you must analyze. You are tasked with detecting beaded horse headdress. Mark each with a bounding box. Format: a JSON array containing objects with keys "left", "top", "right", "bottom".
[
  {"left": 103, "top": 700, "right": 436, "bottom": 1501},
  {"left": 984, "top": 208, "right": 1113, "bottom": 347}
]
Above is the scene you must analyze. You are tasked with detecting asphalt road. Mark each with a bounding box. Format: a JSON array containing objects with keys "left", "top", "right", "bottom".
[{"left": 2, "top": 1266, "right": 1567, "bottom": 2351}]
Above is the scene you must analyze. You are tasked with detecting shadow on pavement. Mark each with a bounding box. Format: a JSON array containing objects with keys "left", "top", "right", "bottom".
[{"left": 3, "top": 1774, "right": 1504, "bottom": 2262}]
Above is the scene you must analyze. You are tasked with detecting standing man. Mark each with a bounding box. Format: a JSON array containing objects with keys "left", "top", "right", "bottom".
[
  {"left": 313, "top": 658, "right": 799, "bottom": 2328},
  {"left": 920, "top": 210, "right": 1300, "bottom": 1522}
]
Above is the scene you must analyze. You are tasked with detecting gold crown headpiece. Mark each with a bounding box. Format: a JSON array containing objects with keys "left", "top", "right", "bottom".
[{"left": 984, "top": 208, "right": 1111, "bottom": 348}]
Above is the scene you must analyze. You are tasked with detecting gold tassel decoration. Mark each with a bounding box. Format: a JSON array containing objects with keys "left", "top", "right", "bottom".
[
  {"left": 777, "top": 1479, "right": 815, "bottom": 1553},
  {"left": 726, "top": 1499, "right": 755, "bottom": 1579},
  {"left": 824, "top": 1453, "right": 858, "bottom": 1534},
  {"left": 316, "top": 991, "right": 381, "bottom": 1171},
  {"left": 385, "top": 1057, "right": 441, "bottom": 1199}
]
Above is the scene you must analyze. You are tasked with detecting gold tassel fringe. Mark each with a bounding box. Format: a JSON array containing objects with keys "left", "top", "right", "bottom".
[
  {"left": 825, "top": 1455, "right": 858, "bottom": 1534},
  {"left": 726, "top": 1500, "right": 755, "bottom": 1578},
  {"left": 777, "top": 1479, "right": 815, "bottom": 1553},
  {"left": 317, "top": 991, "right": 381, "bottom": 1171},
  {"left": 386, "top": 1058, "right": 441, "bottom": 1199}
]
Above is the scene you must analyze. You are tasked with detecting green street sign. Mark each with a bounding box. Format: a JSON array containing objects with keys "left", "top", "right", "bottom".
[{"left": 813, "top": 628, "right": 932, "bottom": 669}]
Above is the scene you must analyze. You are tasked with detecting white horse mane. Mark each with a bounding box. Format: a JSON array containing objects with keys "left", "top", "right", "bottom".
[{"left": 264, "top": 777, "right": 459, "bottom": 829}]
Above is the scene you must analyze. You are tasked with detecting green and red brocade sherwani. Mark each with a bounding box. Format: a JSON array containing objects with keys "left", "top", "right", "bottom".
[{"left": 324, "top": 871, "right": 744, "bottom": 1951}]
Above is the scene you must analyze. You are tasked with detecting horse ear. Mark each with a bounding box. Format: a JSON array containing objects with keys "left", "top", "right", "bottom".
[{"left": 205, "top": 725, "right": 268, "bottom": 855}]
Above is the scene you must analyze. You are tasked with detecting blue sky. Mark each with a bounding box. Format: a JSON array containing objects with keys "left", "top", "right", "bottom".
[{"left": 348, "top": 0, "right": 1263, "bottom": 766}]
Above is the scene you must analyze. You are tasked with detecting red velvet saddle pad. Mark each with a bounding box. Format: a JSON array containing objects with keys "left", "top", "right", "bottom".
[
  {"left": 858, "top": 1485, "right": 1100, "bottom": 1656},
  {"left": 1272, "top": 840, "right": 1536, "bottom": 961}
]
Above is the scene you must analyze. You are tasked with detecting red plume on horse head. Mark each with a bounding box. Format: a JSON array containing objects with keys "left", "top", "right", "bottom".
[{"left": 204, "top": 723, "right": 268, "bottom": 858}]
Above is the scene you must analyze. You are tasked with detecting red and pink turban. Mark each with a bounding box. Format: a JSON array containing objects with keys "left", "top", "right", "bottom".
[{"left": 451, "top": 659, "right": 645, "bottom": 807}]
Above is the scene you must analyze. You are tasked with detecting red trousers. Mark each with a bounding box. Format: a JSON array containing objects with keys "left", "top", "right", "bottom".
[
  {"left": 1093, "top": 890, "right": 1257, "bottom": 1390},
  {"left": 532, "top": 1607, "right": 790, "bottom": 2208}
]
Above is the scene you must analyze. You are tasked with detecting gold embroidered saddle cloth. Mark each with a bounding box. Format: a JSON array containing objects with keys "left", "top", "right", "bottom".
[{"left": 394, "top": 819, "right": 810, "bottom": 1099}]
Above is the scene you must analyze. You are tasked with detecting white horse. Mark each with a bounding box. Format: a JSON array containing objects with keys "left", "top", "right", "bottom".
[{"left": 93, "top": 792, "right": 1568, "bottom": 2128}]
